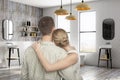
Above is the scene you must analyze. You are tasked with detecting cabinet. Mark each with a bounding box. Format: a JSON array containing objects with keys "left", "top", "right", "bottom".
[{"left": 21, "top": 26, "right": 41, "bottom": 41}]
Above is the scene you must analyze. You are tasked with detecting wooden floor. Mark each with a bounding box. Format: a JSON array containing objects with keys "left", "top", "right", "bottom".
[
  {"left": 0, "top": 66, "right": 120, "bottom": 80},
  {"left": 0, "top": 66, "right": 21, "bottom": 80},
  {"left": 80, "top": 66, "right": 120, "bottom": 80}
]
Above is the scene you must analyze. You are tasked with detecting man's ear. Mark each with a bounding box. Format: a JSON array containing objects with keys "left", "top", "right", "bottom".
[
  {"left": 52, "top": 27, "right": 56, "bottom": 32},
  {"left": 53, "top": 27, "right": 56, "bottom": 30}
]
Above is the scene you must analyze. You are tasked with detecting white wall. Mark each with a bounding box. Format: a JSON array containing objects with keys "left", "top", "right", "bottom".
[{"left": 43, "top": 0, "right": 120, "bottom": 68}]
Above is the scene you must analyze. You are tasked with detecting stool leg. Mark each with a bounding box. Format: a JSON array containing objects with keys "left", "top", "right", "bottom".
[
  {"left": 8, "top": 48, "right": 11, "bottom": 67},
  {"left": 109, "top": 49, "right": 112, "bottom": 69},
  {"left": 98, "top": 49, "right": 101, "bottom": 67},
  {"left": 17, "top": 48, "right": 20, "bottom": 65},
  {"left": 12, "top": 48, "right": 14, "bottom": 54},
  {"left": 106, "top": 49, "right": 109, "bottom": 68}
]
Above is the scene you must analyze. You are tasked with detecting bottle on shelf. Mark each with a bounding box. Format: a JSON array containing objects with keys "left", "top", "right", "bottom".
[
  {"left": 22, "top": 28, "right": 27, "bottom": 36},
  {"left": 27, "top": 21, "right": 31, "bottom": 26}
]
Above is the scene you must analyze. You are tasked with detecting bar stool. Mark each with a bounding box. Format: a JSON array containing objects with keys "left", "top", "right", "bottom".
[
  {"left": 7, "top": 45, "right": 20, "bottom": 67},
  {"left": 98, "top": 45, "right": 112, "bottom": 68}
]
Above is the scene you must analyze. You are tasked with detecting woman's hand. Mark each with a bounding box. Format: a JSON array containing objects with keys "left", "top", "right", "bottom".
[{"left": 32, "top": 41, "right": 40, "bottom": 53}]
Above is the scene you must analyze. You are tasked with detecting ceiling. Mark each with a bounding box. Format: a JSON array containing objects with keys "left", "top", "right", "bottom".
[{"left": 10, "top": 0, "right": 98, "bottom": 8}]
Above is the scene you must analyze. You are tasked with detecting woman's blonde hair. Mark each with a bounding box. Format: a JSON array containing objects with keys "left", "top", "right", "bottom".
[{"left": 52, "top": 29, "right": 69, "bottom": 47}]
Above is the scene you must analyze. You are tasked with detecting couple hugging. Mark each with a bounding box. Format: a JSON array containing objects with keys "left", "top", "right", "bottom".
[{"left": 21, "top": 16, "right": 83, "bottom": 80}]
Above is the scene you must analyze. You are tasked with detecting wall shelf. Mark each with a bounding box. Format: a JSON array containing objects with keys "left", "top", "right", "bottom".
[{"left": 21, "top": 26, "right": 41, "bottom": 41}]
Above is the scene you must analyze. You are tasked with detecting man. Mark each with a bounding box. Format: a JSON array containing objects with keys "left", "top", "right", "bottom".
[{"left": 21, "top": 16, "right": 78, "bottom": 80}]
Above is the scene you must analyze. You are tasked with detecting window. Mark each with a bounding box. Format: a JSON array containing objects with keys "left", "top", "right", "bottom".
[
  {"left": 57, "top": 15, "right": 70, "bottom": 40},
  {"left": 79, "top": 11, "right": 96, "bottom": 53}
]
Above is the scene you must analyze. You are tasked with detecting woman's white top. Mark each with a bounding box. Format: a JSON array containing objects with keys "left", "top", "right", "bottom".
[{"left": 59, "top": 50, "right": 83, "bottom": 80}]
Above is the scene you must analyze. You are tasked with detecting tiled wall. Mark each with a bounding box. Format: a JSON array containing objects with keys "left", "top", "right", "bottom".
[
  {"left": 0, "top": 0, "right": 43, "bottom": 67},
  {"left": 0, "top": 0, "right": 43, "bottom": 41}
]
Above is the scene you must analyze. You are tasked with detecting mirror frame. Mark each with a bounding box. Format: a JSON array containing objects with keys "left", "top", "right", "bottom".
[
  {"left": 102, "top": 18, "right": 115, "bottom": 40},
  {"left": 2, "top": 19, "right": 14, "bottom": 40}
]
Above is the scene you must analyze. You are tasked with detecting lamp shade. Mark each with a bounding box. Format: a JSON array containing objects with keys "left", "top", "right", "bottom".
[
  {"left": 54, "top": 7, "right": 68, "bottom": 15},
  {"left": 75, "top": 1, "right": 90, "bottom": 11},
  {"left": 66, "top": 0, "right": 76, "bottom": 20},
  {"left": 66, "top": 13, "right": 76, "bottom": 20}
]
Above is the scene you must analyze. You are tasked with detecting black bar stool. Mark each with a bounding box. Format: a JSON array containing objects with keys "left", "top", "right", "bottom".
[
  {"left": 98, "top": 45, "right": 112, "bottom": 68},
  {"left": 7, "top": 45, "right": 20, "bottom": 67}
]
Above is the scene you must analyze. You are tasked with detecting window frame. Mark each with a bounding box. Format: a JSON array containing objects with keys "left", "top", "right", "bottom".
[{"left": 79, "top": 11, "right": 96, "bottom": 53}]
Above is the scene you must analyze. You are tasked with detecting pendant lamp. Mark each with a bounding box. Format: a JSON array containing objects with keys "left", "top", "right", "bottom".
[
  {"left": 66, "top": 0, "right": 76, "bottom": 20},
  {"left": 54, "top": 0, "right": 68, "bottom": 15},
  {"left": 75, "top": 0, "right": 90, "bottom": 11}
]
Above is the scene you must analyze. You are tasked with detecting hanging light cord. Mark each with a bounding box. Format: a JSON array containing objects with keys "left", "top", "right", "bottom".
[
  {"left": 82, "top": 0, "right": 84, "bottom": 3},
  {"left": 70, "top": 0, "right": 72, "bottom": 15},
  {"left": 60, "top": 0, "right": 63, "bottom": 8}
]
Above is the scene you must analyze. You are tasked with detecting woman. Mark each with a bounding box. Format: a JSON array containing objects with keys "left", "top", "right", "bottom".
[{"left": 33, "top": 29, "right": 83, "bottom": 80}]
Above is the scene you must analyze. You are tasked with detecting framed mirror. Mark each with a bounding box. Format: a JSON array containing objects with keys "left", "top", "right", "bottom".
[
  {"left": 102, "top": 18, "right": 115, "bottom": 40},
  {"left": 2, "top": 19, "right": 14, "bottom": 40}
]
